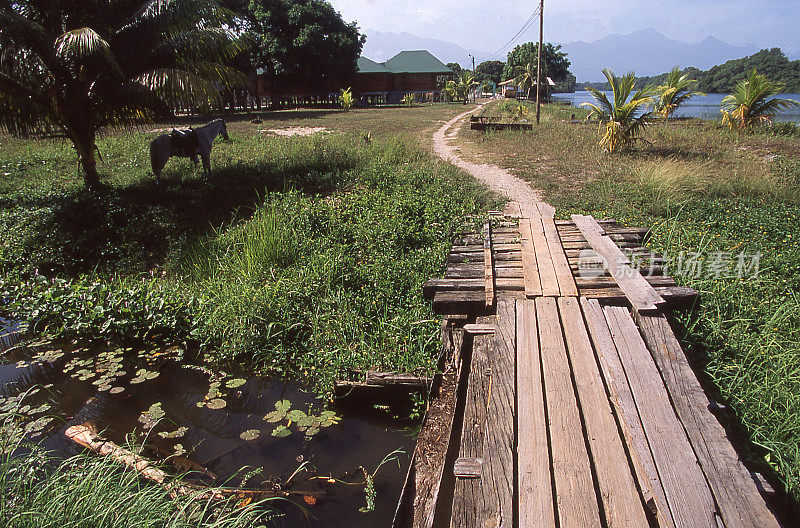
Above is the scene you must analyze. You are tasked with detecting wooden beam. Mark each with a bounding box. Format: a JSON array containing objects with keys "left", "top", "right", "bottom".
[
  {"left": 558, "top": 297, "right": 650, "bottom": 527},
  {"left": 536, "top": 296, "right": 602, "bottom": 526},
  {"left": 604, "top": 306, "right": 718, "bottom": 528},
  {"left": 541, "top": 215, "right": 579, "bottom": 296},
  {"left": 572, "top": 214, "right": 665, "bottom": 312},
  {"left": 483, "top": 222, "right": 495, "bottom": 309},
  {"left": 518, "top": 218, "right": 543, "bottom": 298},
  {"left": 516, "top": 299, "right": 555, "bottom": 527},
  {"left": 530, "top": 215, "right": 559, "bottom": 296},
  {"left": 637, "top": 313, "right": 782, "bottom": 528}
]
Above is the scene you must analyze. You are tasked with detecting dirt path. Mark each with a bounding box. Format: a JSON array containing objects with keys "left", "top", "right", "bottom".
[{"left": 432, "top": 103, "right": 551, "bottom": 217}]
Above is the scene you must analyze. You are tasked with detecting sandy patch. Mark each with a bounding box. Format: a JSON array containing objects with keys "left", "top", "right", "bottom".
[{"left": 260, "top": 126, "right": 330, "bottom": 137}]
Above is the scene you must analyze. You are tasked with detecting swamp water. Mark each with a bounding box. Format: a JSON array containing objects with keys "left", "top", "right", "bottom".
[{"left": 0, "top": 333, "right": 416, "bottom": 527}]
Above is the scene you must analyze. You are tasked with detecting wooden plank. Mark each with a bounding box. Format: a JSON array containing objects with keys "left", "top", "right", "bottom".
[
  {"left": 576, "top": 275, "right": 677, "bottom": 289},
  {"left": 454, "top": 457, "right": 482, "bottom": 478},
  {"left": 536, "top": 297, "right": 602, "bottom": 527},
  {"left": 451, "top": 316, "right": 493, "bottom": 527},
  {"left": 530, "top": 216, "right": 559, "bottom": 296},
  {"left": 637, "top": 313, "right": 782, "bottom": 528},
  {"left": 463, "top": 323, "right": 496, "bottom": 335},
  {"left": 518, "top": 218, "right": 542, "bottom": 298},
  {"left": 604, "top": 306, "right": 718, "bottom": 528},
  {"left": 516, "top": 299, "right": 555, "bottom": 528},
  {"left": 484, "top": 222, "right": 495, "bottom": 309},
  {"left": 477, "top": 300, "right": 515, "bottom": 528},
  {"left": 580, "top": 299, "right": 674, "bottom": 528},
  {"left": 541, "top": 215, "right": 579, "bottom": 296},
  {"left": 572, "top": 214, "right": 665, "bottom": 312},
  {"left": 558, "top": 297, "right": 650, "bottom": 527}
]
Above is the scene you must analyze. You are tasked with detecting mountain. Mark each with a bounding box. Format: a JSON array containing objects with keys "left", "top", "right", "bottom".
[
  {"left": 561, "top": 28, "right": 756, "bottom": 82},
  {"left": 361, "top": 30, "right": 487, "bottom": 69}
]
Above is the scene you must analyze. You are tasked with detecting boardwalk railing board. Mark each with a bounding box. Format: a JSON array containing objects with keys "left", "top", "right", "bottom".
[{"left": 484, "top": 222, "right": 495, "bottom": 309}]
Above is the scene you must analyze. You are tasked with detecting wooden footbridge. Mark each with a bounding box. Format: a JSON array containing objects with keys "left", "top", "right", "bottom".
[{"left": 394, "top": 202, "right": 782, "bottom": 528}]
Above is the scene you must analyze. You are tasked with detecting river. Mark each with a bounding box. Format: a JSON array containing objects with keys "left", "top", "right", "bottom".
[{"left": 552, "top": 91, "right": 800, "bottom": 123}]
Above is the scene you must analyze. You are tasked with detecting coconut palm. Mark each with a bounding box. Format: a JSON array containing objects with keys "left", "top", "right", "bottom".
[
  {"left": 0, "top": 1, "right": 249, "bottom": 188},
  {"left": 720, "top": 69, "right": 800, "bottom": 132},
  {"left": 655, "top": 67, "right": 705, "bottom": 119},
  {"left": 514, "top": 62, "right": 536, "bottom": 100},
  {"left": 581, "top": 69, "right": 657, "bottom": 153},
  {"left": 447, "top": 70, "right": 479, "bottom": 104}
]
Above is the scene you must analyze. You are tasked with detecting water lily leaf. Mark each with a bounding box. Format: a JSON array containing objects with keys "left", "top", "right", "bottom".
[
  {"left": 173, "top": 444, "right": 186, "bottom": 456},
  {"left": 226, "top": 378, "right": 246, "bottom": 389},
  {"left": 109, "top": 387, "right": 125, "bottom": 394},
  {"left": 240, "top": 429, "right": 260, "bottom": 441},
  {"left": 158, "top": 426, "right": 188, "bottom": 439},
  {"left": 97, "top": 384, "right": 112, "bottom": 392},
  {"left": 29, "top": 404, "right": 51, "bottom": 414},
  {"left": 304, "top": 427, "right": 320, "bottom": 438},
  {"left": 272, "top": 425, "right": 291, "bottom": 438},
  {"left": 264, "top": 410, "right": 286, "bottom": 422},
  {"left": 287, "top": 409, "right": 306, "bottom": 423},
  {"left": 297, "top": 416, "right": 317, "bottom": 428},
  {"left": 275, "top": 400, "right": 291, "bottom": 413},
  {"left": 206, "top": 398, "right": 226, "bottom": 410}
]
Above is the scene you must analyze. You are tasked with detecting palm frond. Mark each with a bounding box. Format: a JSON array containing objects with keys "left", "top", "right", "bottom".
[{"left": 55, "top": 28, "right": 122, "bottom": 74}]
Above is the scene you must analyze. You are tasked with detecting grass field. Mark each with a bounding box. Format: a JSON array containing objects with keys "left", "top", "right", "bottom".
[
  {"left": 0, "top": 103, "right": 492, "bottom": 394},
  {"left": 462, "top": 99, "right": 800, "bottom": 502}
]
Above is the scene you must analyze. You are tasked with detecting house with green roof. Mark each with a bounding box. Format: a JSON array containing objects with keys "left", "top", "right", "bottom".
[{"left": 354, "top": 50, "right": 455, "bottom": 104}]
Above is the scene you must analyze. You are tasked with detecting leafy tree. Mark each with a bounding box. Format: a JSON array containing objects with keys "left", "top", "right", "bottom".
[
  {"left": 0, "top": 0, "right": 248, "bottom": 188},
  {"left": 581, "top": 69, "right": 656, "bottom": 153},
  {"left": 514, "top": 63, "right": 537, "bottom": 100},
  {"left": 246, "top": 0, "right": 364, "bottom": 106},
  {"left": 446, "top": 62, "right": 463, "bottom": 75},
  {"left": 447, "top": 70, "right": 479, "bottom": 104},
  {"left": 721, "top": 69, "right": 800, "bottom": 131},
  {"left": 503, "top": 42, "right": 570, "bottom": 84},
  {"left": 655, "top": 67, "right": 706, "bottom": 119},
  {"left": 475, "top": 60, "right": 504, "bottom": 85}
]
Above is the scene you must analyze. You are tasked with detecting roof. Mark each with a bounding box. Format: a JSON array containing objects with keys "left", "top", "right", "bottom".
[
  {"left": 383, "top": 50, "right": 454, "bottom": 74},
  {"left": 357, "top": 57, "right": 391, "bottom": 74}
]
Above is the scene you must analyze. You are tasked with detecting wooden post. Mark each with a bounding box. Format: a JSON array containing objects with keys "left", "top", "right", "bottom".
[{"left": 536, "top": 0, "right": 544, "bottom": 125}]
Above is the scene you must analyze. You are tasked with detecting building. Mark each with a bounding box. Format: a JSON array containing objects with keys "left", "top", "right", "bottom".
[
  {"left": 354, "top": 50, "right": 455, "bottom": 104},
  {"left": 251, "top": 50, "right": 455, "bottom": 107}
]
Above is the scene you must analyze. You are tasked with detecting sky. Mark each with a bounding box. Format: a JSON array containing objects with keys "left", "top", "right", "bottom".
[{"left": 328, "top": 0, "right": 800, "bottom": 60}]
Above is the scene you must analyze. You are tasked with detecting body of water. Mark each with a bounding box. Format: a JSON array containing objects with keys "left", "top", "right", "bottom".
[{"left": 552, "top": 91, "right": 800, "bottom": 123}]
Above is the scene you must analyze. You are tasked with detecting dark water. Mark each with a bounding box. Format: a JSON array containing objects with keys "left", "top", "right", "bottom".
[
  {"left": 552, "top": 91, "right": 800, "bottom": 123},
  {"left": 0, "top": 337, "right": 415, "bottom": 527}
]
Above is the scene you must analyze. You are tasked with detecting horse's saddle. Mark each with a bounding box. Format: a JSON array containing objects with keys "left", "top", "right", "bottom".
[{"left": 170, "top": 128, "right": 199, "bottom": 155}]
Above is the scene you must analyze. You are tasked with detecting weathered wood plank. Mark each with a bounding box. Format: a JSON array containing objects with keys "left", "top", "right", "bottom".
[
  {"left": 477, "top": 300, "right": 515, "bottom": 528},
  {"left": 516, "top": 299, "right": 555, "bottom": 528},
  {"left": 451, "top": 316, "right": 493, "bottom": 528},
  {"left": 580, "top": 299, "right": 674, "bottom": 528},
  {"left": 572, "top": 214, "right": 665, "bottom": 312},
  {"left": 530, "top": 216, "right": 559, "bottom": 296},
  {"left": 536, "top": 296, "right": 602, "bottom": 526},
  {"left": 518, "top": 218, "right": 542, "bottom": 298},
  {"left": 541, "top": 215, "right": 579, "bottom": 296},
  {"left": 484, "top": 222, "right": 494, "bottom": 309},
  {"left": 558, "top": 297, "right": 650, "bottom": 527},
  {"left": 604, "top": 306, "right": 718, "bottom": 528},
  {"left": 637, "top": 313, "right": 782, "bottom": 528}
]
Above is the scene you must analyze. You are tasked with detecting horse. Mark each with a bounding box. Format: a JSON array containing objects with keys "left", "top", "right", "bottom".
[{"left": 149, "top": 118, "right": 229, "bottom": 182}]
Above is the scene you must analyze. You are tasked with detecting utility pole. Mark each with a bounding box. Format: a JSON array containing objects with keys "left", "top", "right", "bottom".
[
  {"left": 536, "top": 0, "right": 544, "bottom": 124},
  {"left": 469, "top": 54, "right": 476, "bottom": 102}
]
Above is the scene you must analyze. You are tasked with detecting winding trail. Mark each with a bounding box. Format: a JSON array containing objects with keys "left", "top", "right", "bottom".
[{"left": 432, "top": 104, "right": 552, "bottom": 217}]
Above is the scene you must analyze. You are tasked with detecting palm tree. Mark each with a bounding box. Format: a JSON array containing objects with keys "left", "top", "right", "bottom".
[
  {"left": 447, "top": 70, "right": 479, "bottom": 104},
  {"left": 581, "top": 69, "right": 657, "bottom": 153},
  {"left": 720, "top": 69, "right": 800, "bottom": 132},
  {"left": 0, "top": 1, "right": 249, "bottom": 188},
  {"left": 514, "top": 62, "right": 536, "bottom": 100},
  {"left": 655, "top": 67, "right": 705, "bottom": 119}
]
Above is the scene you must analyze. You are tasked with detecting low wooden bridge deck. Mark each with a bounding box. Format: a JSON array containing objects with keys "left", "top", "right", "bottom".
[{"left": 400, "top": 203, "right": 782, "bottom": 528}]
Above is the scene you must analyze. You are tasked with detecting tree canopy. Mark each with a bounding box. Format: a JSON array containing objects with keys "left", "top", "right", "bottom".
[
  {"left": 0, "top": 0, "right": 248, "bottom": 187},
  {"left": 476, "top": 61, "right": 504, "bottom": 85},
  {"left": 244, "top": 0, "right": 364, "bottom": 98},
  {"left": 502, "top": 42, "right": 571, "bottom": 83}
]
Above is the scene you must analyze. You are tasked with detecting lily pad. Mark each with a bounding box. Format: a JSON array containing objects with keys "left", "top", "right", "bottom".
[
  {"left": 226, "top": 378, "right": 246, "bottom": 389},
  {"left": 240, "top": 429, "right": 261, "bottom": 441},
  {"left": 287, "top": 409, "right": 306, "bottom": 423},
  {"left": 272, "top": 425, "right": 291, "bottom": 438},
  {"left": 158, "top": 426, "right": 188, "bottom": 439},
  {"left": 206, "top": 398, "right": 226, "bottom": 410}
]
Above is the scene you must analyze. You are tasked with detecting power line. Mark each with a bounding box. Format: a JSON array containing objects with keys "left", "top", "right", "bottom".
[{"left": 481, "top": 7, "right": 540, "bottom": 62}]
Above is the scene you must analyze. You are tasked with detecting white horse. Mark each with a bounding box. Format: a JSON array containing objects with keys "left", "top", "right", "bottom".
[{"left": 149, "top": 118, "right": 229, "bottom": 182}]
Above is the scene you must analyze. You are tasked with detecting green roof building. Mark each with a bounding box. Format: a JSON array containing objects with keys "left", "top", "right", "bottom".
[{"left": 355, "top": 50, "right": 455, "bottom": 103}]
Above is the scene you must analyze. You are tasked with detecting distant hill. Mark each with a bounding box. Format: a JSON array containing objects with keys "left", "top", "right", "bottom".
[
  {"left": 561, "top": 28, "right": 756, "bottom": 82},
  {"left": 578, "top": 48, "right": 800, "bottom": 94},
  {"left": 361, "top": 30, "right": 486, "bottom": 69}
]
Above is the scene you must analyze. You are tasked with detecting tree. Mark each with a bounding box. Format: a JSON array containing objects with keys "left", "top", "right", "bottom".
[
  {"left": 447, "top": 70, "right": 479, "bottom": 104},
  {"left": 446, "top": 62, "right": 463, "bottom": 75},
  {"left": 720, "top": 69, "right": 800, "bottom": 132},
  {"left": 475, "top": 60, "right": 504, "bottom": 86},
  {"left": 655, "top": 67, "right": 706, "bottom": 119},
  {"left": 503, "top": 42, "right": 570, "bottom": 83},
  {"left": 514, "top": 63, "right": 537, "bottom": 100},
  {"left": 581, "top": 69, "right": 657, "bottom": 153},
  {"left": 246, "top": 0, "right": 364, "bottom": 107},
  {"left": 0, "top": 0, "right": 248, "bottom": 188}
]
